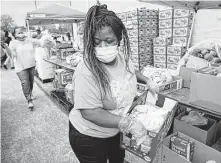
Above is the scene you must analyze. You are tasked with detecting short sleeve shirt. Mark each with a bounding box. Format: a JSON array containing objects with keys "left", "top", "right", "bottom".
[{"left": 69, "top": 52, "right": 137, "bottom": 138}]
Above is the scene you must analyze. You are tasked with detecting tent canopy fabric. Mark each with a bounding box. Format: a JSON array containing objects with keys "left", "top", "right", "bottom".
[
  {"left": 26, "top": 3, "right": 86, "bottom": 25},
  {"left": 138, "top": 1, "right": 221, "bottom": 11}
]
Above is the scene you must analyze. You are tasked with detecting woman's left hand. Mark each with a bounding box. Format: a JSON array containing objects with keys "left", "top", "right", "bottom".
[{"left": 146, "top": 79, "right": 159, "bottom": 95}]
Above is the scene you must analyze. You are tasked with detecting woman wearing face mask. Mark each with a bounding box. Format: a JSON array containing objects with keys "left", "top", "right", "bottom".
[
  {"left": 9, "top": 27, "right": 55, "bottom": 110},
  {"left": 69, "top": 4, "right": 155, "bottom": 163}
]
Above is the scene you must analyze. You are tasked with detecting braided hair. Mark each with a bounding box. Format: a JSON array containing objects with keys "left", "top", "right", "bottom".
[{"left": 83, "top": 4, "right": 131, "bottom": 96}]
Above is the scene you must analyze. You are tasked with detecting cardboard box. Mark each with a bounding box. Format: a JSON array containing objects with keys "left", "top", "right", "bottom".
[
  {"left": 173, "top": 111, "right": 217, "bottom": 145},
  {"left": 173, "top": 27, "right": 190, "bottom": 37},
  {"left": 153, "top": 37, "right": 172, "bottom": 46},
  {"left": 159, "top": 9, "right": 173, "bottom": 20},
  {"left": 159, "top": 28, "right": 173, "bottom": 37},
  {"left": 153, "top": 46, "right": 167, "bottom": 55},
  {"left": 174, "top": 9, "right": 190, "bottom": 18},
  {"left": 121, "top": 93, "right": 178, "bottom": 163},
  {"left": 161, "top": 132, "right": 221, "bottom": 163},
  {"left": 167, "top": 63, "right": 178, "bottom": 70},
  {"left": 154, "top": 55, "right": 166, "bottom": 63},
  {"left": 57, "top": 48, "right": 75, "bottom": 60},
  {"left": 167, "top": 56, "right": 181, "bottom": 64},
  {"left": 189, "top": 71, "right": 221, "bottom": 115},
  {"left": 173, "top": 18, "right": 190, "bottom": 28},
  {"left": 127, "top": 10, "right": 137, "bottom": 18},
  {"left": 179, "top": 67, "right": 196, "bottom": 88},
  {"left": 159, "top": 76, "right": 183, "bottom": 94},
  {"left": 167, "top": 45, "right": 186, "bottom": 56},
  {"left": 53, "top": 69, "right": 73, "bottom": 88},
  {"left": 128, "top": 29, "right": 138, "bottom": 37},
  {"left": 173, "top": 36, "right": 188, "bottom": 46},
  {"left": 154, "top": 62, "right": 166, "bottom": 69},
  {"left": 159, "top": 19, "right": 173, "bottom": 29}
]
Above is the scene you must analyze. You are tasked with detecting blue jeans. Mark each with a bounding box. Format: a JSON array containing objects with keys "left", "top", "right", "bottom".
[
  {"left": 17, "top": 67, "right": 35, "bottom": 102},
  {"left": 69, "top": 122, "right": 125, "bottom": 163}
]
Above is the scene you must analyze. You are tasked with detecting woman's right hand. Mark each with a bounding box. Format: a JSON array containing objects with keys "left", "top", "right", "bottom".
[{"left": 118, "top": 116, "right": 147, "bottom": 145}]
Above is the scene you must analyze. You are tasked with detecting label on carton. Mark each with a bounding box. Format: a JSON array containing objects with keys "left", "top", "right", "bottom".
[
  {"left": 174, "top": 9, "right": 190, "bottom": 18},
  {"left": 154, "top": 62, "right": 166, "bottom": 68},
  {"left": 159, "top": 9, "right": 173, "bottom": 19},
  {"left": 61, "top": 72, "right": 73, "bottom": 85},
  {"left": 154, "top": 47, "right": 166, "bottom": 55},
  {"left": 153, "top": 37, "right": 172, "bottom": 46},
  {"left": 173, "top": 36, "right": 188, "bottom": 46},
  {"left": 167, "top": 63, "right": 178, "bottom": 70},
  {"left": 159, "top": 28, "right": 173, "bottom": 37},
  {"left": 173, "top": 27, "right": 189, "bottom": 37},
  {"left": 159, "top": 19, "right": 172, "bottom": 29},
  {"left": 173, "top": 18, "right": 189, "bottom": 27},
  {"left": 154, "top": 55, "right": 166, "bottom": 63},
  {"left": 167, "top": 46, "right": 186, "bottom": 56},
  {"left": 167, "top": 56, "right": 181, "bottom": 64}
]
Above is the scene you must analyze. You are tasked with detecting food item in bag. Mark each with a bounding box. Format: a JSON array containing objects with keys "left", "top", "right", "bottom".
[{"left": 181, "top": 111, "right": 208, "bottom": 126}]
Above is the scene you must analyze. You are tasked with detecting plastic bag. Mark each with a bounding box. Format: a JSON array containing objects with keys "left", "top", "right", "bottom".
[
  {"left": 177, "top": 39, "right": 221, "bottom": 71},
  {"left": 181, "top": 111, "right": 208, "bottom": 126}
]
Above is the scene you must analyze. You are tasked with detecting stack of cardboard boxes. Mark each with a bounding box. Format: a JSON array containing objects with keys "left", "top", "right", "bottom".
[
  {"left": 153, "top": 8, "right": 194, "bottom": 70},
  {"left": 138, "top": 8, "right": 159, "bottom": 70}
]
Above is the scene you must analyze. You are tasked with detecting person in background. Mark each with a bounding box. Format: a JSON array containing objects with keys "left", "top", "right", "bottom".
[
  {"left": 69, "top": 4, "right": 157, "bottom": 163},
  {"left": 4, "top": 31, "right": 15, "bottom": 69},
  {"left": 1, "top": 30, "right": 12, "bottom": 70},
  {"left": 66, "top": 32, "right": 71, "bottom": 41},
  {"left": 9, "top": 26, "right": 55, "bottom": 110},
  {"left": 35, "top": 27, "right": 42, "bottom": 39}
]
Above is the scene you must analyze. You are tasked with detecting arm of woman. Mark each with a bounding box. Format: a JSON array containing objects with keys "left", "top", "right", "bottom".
[
  {"left": 135, "top": 70, "right": 149, "bottom": 84},
  {"left": 8, "top": 41, "right": 17, "bottom": 58},
  {"left": 81, "top": 108, "right": 121, "bottom": 128}
]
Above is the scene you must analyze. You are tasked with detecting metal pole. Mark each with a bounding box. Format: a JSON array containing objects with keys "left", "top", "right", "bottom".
[
  {"left": 70, "top": 1, "right": 72, "bottom": 6},
  {"left": 34, "top": 0, "right": 37, "bottom": 9}
]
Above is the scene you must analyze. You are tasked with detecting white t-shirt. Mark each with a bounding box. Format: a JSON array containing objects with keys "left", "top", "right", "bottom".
[
  {"left": 69, "top": 52, "right": 137, "bottom": 138},
  {"left": 9, "top": 39, "right": 37, "bottom": 72}
]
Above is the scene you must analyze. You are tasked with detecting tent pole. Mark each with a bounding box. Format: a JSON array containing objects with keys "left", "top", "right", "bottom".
[{"left": 187, "top": 11, "right": 196, "bottom": 49}]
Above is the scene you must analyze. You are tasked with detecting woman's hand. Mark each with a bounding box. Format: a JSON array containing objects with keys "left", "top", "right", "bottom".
[
  {"left": 118, "top": 116, "right": 147, "bottom": 145},
  {"left": 145, "top": 79, "right": 159, "bottom": 95}
]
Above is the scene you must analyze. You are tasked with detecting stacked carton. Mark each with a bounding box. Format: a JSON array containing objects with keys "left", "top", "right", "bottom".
[
  {"left": 138, "top": 8, "right": 159, "bottom": 70},
  {"left": 173, "top": 9, "right": 194, "bottom": 47},
  {"left": 159, "top": 9, "right": 173, "bottom": 38},
  {"left": 153, "top": 37, "right": 172, "bottom": 68}
]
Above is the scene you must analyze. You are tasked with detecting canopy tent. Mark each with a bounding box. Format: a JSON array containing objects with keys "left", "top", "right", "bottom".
[
  {"left": 137, "top": 1, "right": 221, "bottom": 11},
  {"left": 26, "top": 3, "right": 86, "bottom": 26}
]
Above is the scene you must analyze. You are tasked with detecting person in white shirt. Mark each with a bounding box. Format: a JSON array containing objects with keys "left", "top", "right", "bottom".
[
  {"left": 69, "top": 4, "right": 157, "bottom": 163},
  {"left": 9, "top": 27, "right": 54, "bottom": 110}
]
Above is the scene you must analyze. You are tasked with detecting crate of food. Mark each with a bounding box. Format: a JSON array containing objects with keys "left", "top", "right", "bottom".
[
  {"left": 64, "top": 83, "right": 74, "bottom": 105},
  {"left": 159, "top": 19, "right": 173, "bottom": 29},
  {"left": 154, "top": 55, "right": 166, "bottom": 63},
  {"left": 128, "top": 29, "right": 138, "bottom": 37},
  {"left": 172, "top": 36, "right": 188, "bottom": 46},
  {"left": 159, "top": 28, "right": 173, "bottom": 37},
  {"left": 53, "top": 69, "right": 73, "bottom": 89},
  {"left": 57, "top": 48, "right": 75, "bottom": 61},
  {"left": 159, "top": 9, "right": 173, "bottom": 20},
  {"left": 167, "top": 45, "right": 186, "bottom": 56},
  {"left": 153, "top": 37, "right": 172, "bottom": 46},
  {"left": 131, "top": 46, "right": 139, "bottom": 55},
  {"left": 154, "top": 46, "right": 167, "bottom": 55}
]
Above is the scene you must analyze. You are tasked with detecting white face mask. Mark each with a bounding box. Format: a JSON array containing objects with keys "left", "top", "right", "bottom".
[{"left": 95, "top": 45, "right": 119, "bottom": 63}]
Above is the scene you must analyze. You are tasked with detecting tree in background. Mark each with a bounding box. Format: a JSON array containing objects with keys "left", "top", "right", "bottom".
[{"left": 1, "top": 14, "right": 16, "bottom": 32}]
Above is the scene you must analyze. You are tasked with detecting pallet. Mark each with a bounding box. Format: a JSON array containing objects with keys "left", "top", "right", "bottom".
[{"left": 50, "top": 90, "right": 74, "bottom": 113}]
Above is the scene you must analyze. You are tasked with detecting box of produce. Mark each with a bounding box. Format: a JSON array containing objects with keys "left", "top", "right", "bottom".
[
  {"left": 173, "top": 18, "right": 190, "bottom": 28},
  {"left": 131, "top": 46, "right": 139, "bottom": 55},
  {"left": 172, "top": 36, "right": 188, "bottom": 46},
  {"left": 154, "top": 46, "right": 167, "bottom": 55},
  {"left": 167, "top": 63, "right": 178, "bottom": 70},
  {"left": 146, "top": 10, "right": 158, "bottom": 16},
  {"left": 131, "top": 55, "right": 139, "bottom": 62},
  {"left": 154, "top": 55, "right": 166, "bottom": 63},
  {"left": 167, "top": 45, "right": 186, "bottom": 56},
  {"left": 127, "top": 10, "right": 138, "bottom": 19},
  {"left": 173, "top": 27, "right": 190, "bottom": 37},
  {"left": 167, "top": 56, "right": 181, "bottom": 64},
  {"left": 128, "top": 29, "right": 138, "bottom": 37},
  {"left": 159, "top": 28, "right": 173, "bottom": 37},
  {"left": 118, "top": 12, "right": 127, "bottom": 21},
  {"left": 154, "top": 62, "right": 167, "bottom": 69},
  {"left": 121, "top": 93, "right": 178, "bottom": 163},
  {"left": 53, "top": 69, "right": 73, "bottom": 89},
  {"left": 159, "top": 19, "right": 173, "bottom": 29},
  {"left": 162, "top": 132, "right": 221, "bottom": 163},
  {"left": 150, "top": 18, "right": 158, "bottom": 25},
  {"left": 174, "top": 9, "right": 190, "bottom": 18},
  {"left": 153, "top": 37, "right": 172, "bottom": 46},
  {"left": 159, "top": 9, "right": 173, "bottom": 20}
]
